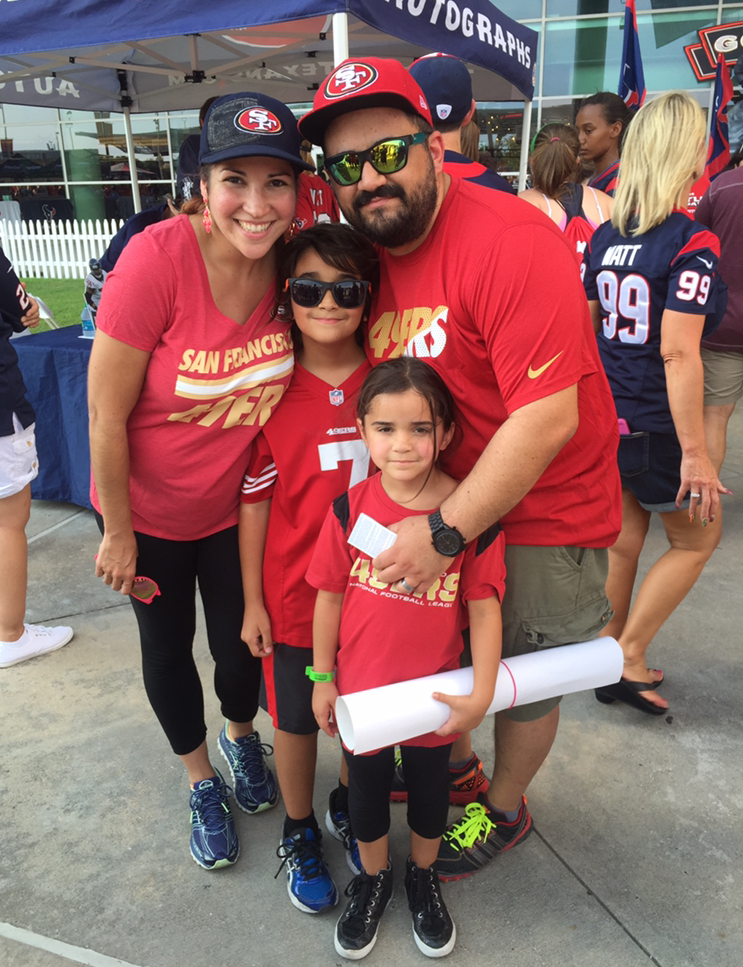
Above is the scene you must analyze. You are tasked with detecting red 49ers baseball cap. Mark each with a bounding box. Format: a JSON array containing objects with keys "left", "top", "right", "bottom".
[
  {"left": 298, "top": 57, "right": 433, "bottom": 145},
  {"left": 199, "top": 93, "right": 313, "bottom": 170}
]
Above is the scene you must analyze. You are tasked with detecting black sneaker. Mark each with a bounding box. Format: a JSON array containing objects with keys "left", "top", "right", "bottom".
[
  {"left": 334, "top": 866, "right": 393, "bottom": 960},
  {"left": 405, "top": 857, "right": 456, "bottom": 958},
  {"left": 325, "top": 788, "right": 362, "bottom": 875},
  {"left": 433, "top": 794, "right": 532, "bottom": 882}
]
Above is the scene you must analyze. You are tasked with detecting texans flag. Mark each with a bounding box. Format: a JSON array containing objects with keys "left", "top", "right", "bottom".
[
  {"left": 704, "top": 54, "right": 735, "bottom": 183},
  {"left": 688, "top": 54, "right": 735, "bottom": 209},
  {"left": 618, "top": 0, "right": 646, "bottom": 110}
]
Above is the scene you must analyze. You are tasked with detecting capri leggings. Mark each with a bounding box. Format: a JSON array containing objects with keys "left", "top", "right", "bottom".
[
  {"left": 343, "top": 742, "right": 453, "bottom": 843},
  {"left": 95, "top": 515, "right": 262, "bottom": 756}
]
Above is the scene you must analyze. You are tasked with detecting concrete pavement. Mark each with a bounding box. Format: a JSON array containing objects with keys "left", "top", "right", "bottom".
[{"left": 2, "top": 409, "right": 742, "bottom": 967}]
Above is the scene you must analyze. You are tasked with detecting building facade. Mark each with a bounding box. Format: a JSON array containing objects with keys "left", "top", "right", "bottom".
[{"left": 1, "top": 1, "right": 741, "bottom": 221}]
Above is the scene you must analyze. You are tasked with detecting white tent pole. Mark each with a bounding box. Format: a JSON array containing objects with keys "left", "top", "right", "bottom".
[
  {"left": 123, "top": 105, "right": 142, "bottom": 214},
  {"left": 518, "top": 98, "right": 532, "bottom": 191},
  {"left": 332, "top": 12, "right": 349, "bottom": 64}
]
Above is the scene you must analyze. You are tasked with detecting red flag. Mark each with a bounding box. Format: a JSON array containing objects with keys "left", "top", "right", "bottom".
[{"left": 688, "top": 54, "right": 734, "bottom": 210}]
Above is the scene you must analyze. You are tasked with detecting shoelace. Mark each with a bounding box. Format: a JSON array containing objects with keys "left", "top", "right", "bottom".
[
  {"left": 410, "top": 867, "right": 444, "bottom": 922},
  {"left": 443, "top": 802, "right": 495, "bottom": 849},
  {"left": 331, "top": 811, "right": 355, "bottom": 849},
  {"left": 274, "top": 834, "right": 325, "bottom": 880},
  {"left": 342, "top": 873, "right": 384, "bottom": 926},
  {"left": 191, "top": 780, "right": 232, "bottom": 825},
  {"left": 231, "top": 736, "right": 274, "bottom": 781}
]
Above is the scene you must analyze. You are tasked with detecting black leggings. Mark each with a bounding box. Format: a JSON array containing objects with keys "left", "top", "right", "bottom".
[
  {"left": 96, "top": 516, "right": 261, "bottom": 756},
  {"left": 343, "top": 743, "right": 453, "bottom": 843}
]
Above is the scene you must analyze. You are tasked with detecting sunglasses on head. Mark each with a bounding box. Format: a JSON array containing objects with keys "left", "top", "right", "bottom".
[
  {"left": 324, "top": 133, "right": 429, "bottom": 186},
  {"left": 287, "top": 277, "right": 371, "bottom": 309}
]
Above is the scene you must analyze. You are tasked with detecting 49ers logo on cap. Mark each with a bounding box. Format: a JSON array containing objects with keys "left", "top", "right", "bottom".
[
  {"left": 234, "top": 107, "right": 283, "bottom": 134},
  {"left": 324, "top": 62, "right": 378, "bottom": 99}
]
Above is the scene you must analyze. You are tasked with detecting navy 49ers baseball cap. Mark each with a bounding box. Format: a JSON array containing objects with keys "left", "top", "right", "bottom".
[
  {"left": 199, "top": 93, "right": 313, "bottom": 170},
  {"left": 298, "top": 57, "right": 433, "bottom": 145},
  {"left": 409, "top": 53, "right": 474, "bottom": 127}
]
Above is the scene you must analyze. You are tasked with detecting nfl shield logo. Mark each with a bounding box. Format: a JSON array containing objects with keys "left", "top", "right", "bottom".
[{"left": 329, "top": 389, "right": 344, "bottom": 406}]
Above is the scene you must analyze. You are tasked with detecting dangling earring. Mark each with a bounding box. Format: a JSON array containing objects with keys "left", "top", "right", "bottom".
[
  {"left": 202, "top": 199, "right": 212, "bottom": 234},
  {"left": 283, "top": 219, "right": 298, "bottom": 243}
]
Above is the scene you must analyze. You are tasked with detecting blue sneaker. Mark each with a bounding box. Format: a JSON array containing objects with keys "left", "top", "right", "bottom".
[
  {"left": 325, "top": 789, "right": 362, "bottom": 875},
  {"left": 217, "top": 725, "right": 278, "bottom": 814},
  {"left": 276, "top": 827, "right": 338, "bottom": 914},
  {"left": 189, "top": 772, "right": 239, "bottom": 870}
]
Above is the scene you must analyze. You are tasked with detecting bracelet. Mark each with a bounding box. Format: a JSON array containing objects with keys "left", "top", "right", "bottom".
[{"left": 305, "top": 666, "right": 335, "bottom": 682}]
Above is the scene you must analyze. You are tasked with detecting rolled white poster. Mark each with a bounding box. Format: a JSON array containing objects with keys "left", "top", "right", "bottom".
[{"left": 334, "top": 636, "right": 623, "bottom": 754}]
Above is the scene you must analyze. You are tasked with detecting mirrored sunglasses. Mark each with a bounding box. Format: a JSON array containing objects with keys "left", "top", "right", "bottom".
[
  {"left": 325, "top": 133, "right": 429, "bottom": 186},
  {"left": 288, "top": 278, "right": 371, "bottom": 309},
  {"left": 131, "top": 577, "right": 161, "bottom": 605}
]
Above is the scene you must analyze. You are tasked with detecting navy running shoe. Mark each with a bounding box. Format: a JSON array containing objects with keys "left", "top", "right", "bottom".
[
  {"left": 189, "top": 772, "right": 239, "bottom": 870},
  {"left": 325, "top": 790, "right": 362, "bottom": 875},
  {"left": 276, "top": 827, "right": 338, "bottom": 914},
  {"left": 217, "top": 724, "right": 278, "bottom": 814}
]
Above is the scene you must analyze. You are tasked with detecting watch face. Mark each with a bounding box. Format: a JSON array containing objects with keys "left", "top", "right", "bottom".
[{"left": 436, "top": 530, "right": 464, "bottom": 556}]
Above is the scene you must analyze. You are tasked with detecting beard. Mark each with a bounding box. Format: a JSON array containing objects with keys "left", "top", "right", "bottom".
[{"left": 340, "top": 157, "right": 439, "bottom": 249}]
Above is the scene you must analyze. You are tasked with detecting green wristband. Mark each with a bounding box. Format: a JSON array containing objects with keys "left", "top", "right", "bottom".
[{"left": 305, "top": 666, "right": 335, "bottom": 683}]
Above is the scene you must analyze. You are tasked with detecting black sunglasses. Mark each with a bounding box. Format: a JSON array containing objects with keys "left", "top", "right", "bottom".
[
  {"left": 287, "top": 278, "right": 371, "bottom": 309},
  {"left": 324, "top": 133, "right": 429, "bottom": 186}
]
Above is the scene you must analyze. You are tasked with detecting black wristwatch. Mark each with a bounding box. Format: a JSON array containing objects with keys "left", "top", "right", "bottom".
[{"left": 428, "top": 510, "right": 466, "bottom": 556}]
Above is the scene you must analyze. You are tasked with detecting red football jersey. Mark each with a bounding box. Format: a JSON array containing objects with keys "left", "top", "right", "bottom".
[
  {"left": 241, "top": 361, "right": 371, "bottom": 648},
  {"left": 307, "top": 473, "right": 506, "bottom": 749},
  {"left": 294, "top": 171, "right": 340, "bottom": 231}
]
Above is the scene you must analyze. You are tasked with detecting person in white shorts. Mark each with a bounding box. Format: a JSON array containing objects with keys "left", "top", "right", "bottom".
[{"left": 0, "top": 245, "right": 74, "bottom": 668}]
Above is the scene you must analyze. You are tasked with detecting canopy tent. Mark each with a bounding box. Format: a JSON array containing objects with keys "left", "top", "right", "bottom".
[{"left": 1, "top": 0, "right": 538, "bottom": 203}]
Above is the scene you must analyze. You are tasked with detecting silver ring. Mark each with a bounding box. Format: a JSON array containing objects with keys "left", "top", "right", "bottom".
[
  {"left": 690, "top": 491, "right": 701, "bottom": 499},
  {"left": 399, "top": 578, "right": 415, "bottom": 594}
]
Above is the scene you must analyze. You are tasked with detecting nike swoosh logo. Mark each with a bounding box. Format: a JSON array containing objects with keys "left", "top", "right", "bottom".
[
  {"left": 696, "top": 256, "right": 713, "bottom": 269},
  {"left": 528, "top": 352, "right": 563, "bottom": 379}
]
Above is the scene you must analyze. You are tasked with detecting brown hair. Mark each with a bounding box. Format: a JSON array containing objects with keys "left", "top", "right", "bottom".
[
  {"left": 273, "top": 223, "right": 379, "bottom": 345},
  {"left": 529, "top": 123, "right": 582, "bottom": 201},
  {"left": 460, "top": 115, "right": 480, "bottom": 162},
  {"left": 357, "top": 356, "right": 459, "bottom": 463}
]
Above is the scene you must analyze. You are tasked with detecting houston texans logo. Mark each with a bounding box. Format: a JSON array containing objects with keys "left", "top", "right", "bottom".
[
  {"left": 325, "top": 63, "right": 377, "bottom": 98},
  {"left": 235, "top": 108, "right": 282, "bottom": 134}
]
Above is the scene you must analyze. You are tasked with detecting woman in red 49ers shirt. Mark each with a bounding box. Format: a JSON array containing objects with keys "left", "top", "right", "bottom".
[{"left": 89, "top": 93, "right": 313, "bottom": 871}]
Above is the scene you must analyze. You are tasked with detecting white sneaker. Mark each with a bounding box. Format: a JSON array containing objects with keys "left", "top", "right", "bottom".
[{"left": 0, "top": 623, "right": 74, "bottom": 668}]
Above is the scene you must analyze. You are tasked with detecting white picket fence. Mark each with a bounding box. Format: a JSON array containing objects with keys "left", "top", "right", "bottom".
[{"left": 0, "top": 217, "right": 124, "bottom": 280}]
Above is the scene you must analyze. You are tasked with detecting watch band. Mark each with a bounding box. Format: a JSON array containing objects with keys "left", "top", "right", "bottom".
[
  {"left": 428, "top": 510, "right": 466, "bottom": 556},
  {"left": 305, "top": 666, "right": 335, "bottom": 682}
]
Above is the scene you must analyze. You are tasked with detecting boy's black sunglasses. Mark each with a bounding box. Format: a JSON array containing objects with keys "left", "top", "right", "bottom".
[
  {"left": 287, "top": 278, "right": 371, "bottom": 309},
  {"left": 324, "top": 133, "right": 429, "bottom": 186}
]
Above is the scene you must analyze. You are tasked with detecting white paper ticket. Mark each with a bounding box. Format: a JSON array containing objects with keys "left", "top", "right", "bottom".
[{"left": 347, "top": 513, "right": 397, "bottom": 559}]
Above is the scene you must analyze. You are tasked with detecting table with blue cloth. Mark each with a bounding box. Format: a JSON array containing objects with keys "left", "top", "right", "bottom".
[{"left": 12, "top": 325, "right": 93, "bottom": 508}]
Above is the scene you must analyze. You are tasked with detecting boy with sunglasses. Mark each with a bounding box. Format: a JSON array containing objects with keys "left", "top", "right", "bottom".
[
  {"left": 298, "top": 58, "right": 621, "bottom": 904},
  {"left": 239, "top": 223, "right": 378, "bottom": 916}
]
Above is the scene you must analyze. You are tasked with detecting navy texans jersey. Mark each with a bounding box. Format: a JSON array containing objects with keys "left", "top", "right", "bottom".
[
  {"left": 584, "top": 211, "right": 724, "bottom": 434},
  {"left": 1, "top": 246, "right": 30, "bottom": 332},
  {"left": 588, "top": 160, "right": 620, "bottom": 196}
]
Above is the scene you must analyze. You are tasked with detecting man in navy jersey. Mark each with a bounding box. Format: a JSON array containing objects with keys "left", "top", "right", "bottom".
[{"left": 409, "top": 53, "right": 514, "bottom": 195}]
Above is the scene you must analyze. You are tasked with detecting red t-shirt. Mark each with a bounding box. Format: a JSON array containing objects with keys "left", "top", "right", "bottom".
[
  {"left": 294, "top": 172, "right": 340, "bottom": 230},
  {"left": 241, "top": 361, "right": 371, "bottom": 648},
  {"left": 365, "top": 177, "right": 621, "bottom": 548},
  {"left": 92, "top": 215, "right": 294, "bottom": 540},
  {"left": 306, "top": 473, "right": 506, "bottom": 749}
]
